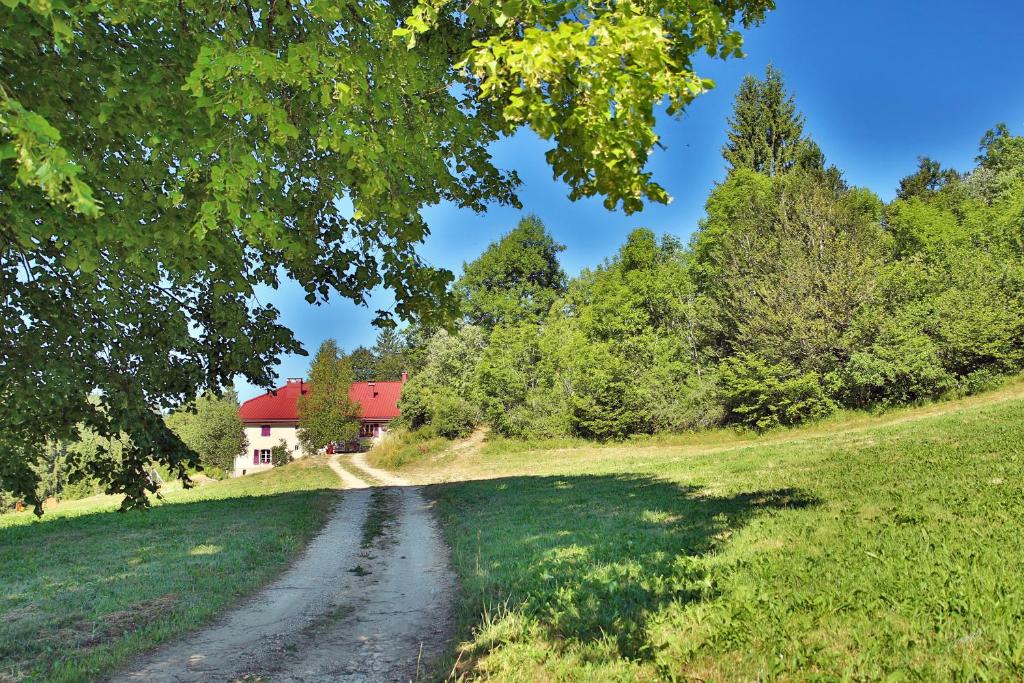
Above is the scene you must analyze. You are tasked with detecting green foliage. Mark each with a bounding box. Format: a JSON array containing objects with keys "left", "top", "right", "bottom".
[
  {"left": 724, "top": 65, "right": 814, "bottom": 177},
  {"left": 348, "top": 346, "right": 377, "bottom": 383},
  {"left": 166, "top": 388, "right": 247, "bottom": 477},
  {"left": 456, "top": 216, "right": 566, "bottom": 330},
  {"left": 400, "top": 0, "right": 775, "bottom": 212},
  {"left": 896, "top": 156, "right": 959, "bottom": 199},
  {"left": 297, "top": 340, "right": 360, "bottom": 452},
  {"left": 349, "top": 329, "right": 409, "bottom": 382},
  {"left": 429, "top": 391, "right": 479, "bottom": 439},
  {"left": 838, "top": 322, "right": 951, "bottom": 407},
  {"left": 371, "top": 328, "right": 409, "bottom": 381},
  {"left": 3, "top": 0, "right": 770, "bottom": 511},
  {"left": 717, "top": 353, "right": 835, "bottom": 430},
  {"left": 476, "top": 323, "right": 545, "bottom": 438},
  {"left": 693, "top": 168, "right": 887, "bottom": 378},
  {"left": 398, "top": 326, "right": 485, "bottom": 433},
  {"left": 270, "top": 439, "right": 292, "bottom": 467}
]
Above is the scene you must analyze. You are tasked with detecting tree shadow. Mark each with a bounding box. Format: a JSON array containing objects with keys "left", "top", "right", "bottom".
[{"left": 426, "top": 474, "right": 819, "bottom": 663}]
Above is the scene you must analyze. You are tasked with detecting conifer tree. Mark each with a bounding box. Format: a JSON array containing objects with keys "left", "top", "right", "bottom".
[
  {"left": 297, "top": 341, "right": 360, "bottom": 452},
  {"left": 372, "top": 329, "right": 408, "bottom": 381},
  {"left": 723, "top": 65, "right": 807, "bottom": 176}
]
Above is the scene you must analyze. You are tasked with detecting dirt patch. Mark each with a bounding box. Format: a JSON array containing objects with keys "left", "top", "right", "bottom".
[{"left": 91, "top": 594, "right": 179, "bottom": 646}]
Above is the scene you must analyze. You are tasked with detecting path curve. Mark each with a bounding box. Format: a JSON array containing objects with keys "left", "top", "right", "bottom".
[{"left": 109, "top": 454, "right": 455, "bottom": 682}]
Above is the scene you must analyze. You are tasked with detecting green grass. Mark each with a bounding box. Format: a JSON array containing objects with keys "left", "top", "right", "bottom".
[
  {"left": 361, "top": 487, "right": 400, "bottom": 550},
  {"left": 394, "top": 382, "right": 1024, "bottom": 680},
  {"left": 0, "top": 456, "right": 341, "bottom": 682},
  {"left": 366, "top": 428, "right": 452, "bottom": 470}
]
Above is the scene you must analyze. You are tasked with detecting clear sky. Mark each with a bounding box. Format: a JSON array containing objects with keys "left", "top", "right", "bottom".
[{"left": 237, "top": 0, "right": 1024, "bottom": 400}]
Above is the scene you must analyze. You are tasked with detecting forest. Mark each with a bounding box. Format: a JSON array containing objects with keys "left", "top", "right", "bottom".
[{"left": 396, "top": 67, "right": 1024, "bottom": 441}]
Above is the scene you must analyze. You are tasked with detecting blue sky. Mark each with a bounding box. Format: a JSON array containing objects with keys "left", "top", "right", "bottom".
[{"left": 237, "top": 0, "right": 1024, "bottom": 400}]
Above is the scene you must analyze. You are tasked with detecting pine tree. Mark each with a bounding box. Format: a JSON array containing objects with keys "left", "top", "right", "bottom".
[
  {"left": 723, "top": 65, "right": 808, "bottom": 177},
  {"left": 297, "top": 340, "right": 360, "bottom": 452},
  {"left": 348, "top": 346, "right": 376, "bottom": 382},
  {"left": 372, "top": 328, "right": 408, "bottom": 381}
]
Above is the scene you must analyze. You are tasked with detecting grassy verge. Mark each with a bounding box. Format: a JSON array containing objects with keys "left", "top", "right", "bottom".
[
  {"left": 0, "top": 456, "right": 340, "bottom": 682},
  {"left": 365, "top": 428, "right": 451, "bottom": 470},
  {"left": 412, "top": 383, "right": 1024, "bottom": 679}
]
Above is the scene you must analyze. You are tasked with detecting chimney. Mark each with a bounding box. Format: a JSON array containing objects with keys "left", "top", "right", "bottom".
[
  {"left": 400, "top": 371, "right": 408, "bottom": 384},
  {"left": 368, "top": 381, "right": 378, "bottom": 398}
]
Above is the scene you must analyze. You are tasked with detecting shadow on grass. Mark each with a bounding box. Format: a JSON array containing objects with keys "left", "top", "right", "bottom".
[{"left": 427, "top": 474, "right": 818, "bottom": 664}]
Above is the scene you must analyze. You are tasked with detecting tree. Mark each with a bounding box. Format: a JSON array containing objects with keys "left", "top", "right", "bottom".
[
  {"left": 692, "top": 169, "right": 886, "bottom": 377},
  {"left": 371, "top": 328, "right": 408, "bottom": 381},
  {"left": 1, "top": 0, "right": 775, "bottom": 510},
  {"left": 297, "top": 341, "right": 361, "bottom": 453},
  {"left": 723, "top": 65, "right": 808, "bottom": 177},
  {"left": 270, "top": 439, "right": 292, "bottom": 467},
  {"left": 896, "top": 156, "right": 959, "bottom": 199},
  {"left": 166, "top": 389, "right": 247, "bottom": 476},
  {"left": 348, "top": 346, "right": 377, "bottom": 383},
  {"left": 397, "top": 326, "right": 485, "bottom": 433},
  {"left": 456, "top": 216, "right": 567, "bottom": 329}
]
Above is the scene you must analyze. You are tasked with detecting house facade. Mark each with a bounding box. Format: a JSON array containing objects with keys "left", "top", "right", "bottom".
[{"left": 234, "top": 374, "right": 406, "bottom": 476}]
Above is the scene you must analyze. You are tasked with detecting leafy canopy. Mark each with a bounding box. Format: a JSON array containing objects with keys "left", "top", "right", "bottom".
[
  {"left": 0, "top": 0, "right": 773, "bottom": 510},
  {"left": 456, "top": 215, "right": 566, "bottom": 329}
]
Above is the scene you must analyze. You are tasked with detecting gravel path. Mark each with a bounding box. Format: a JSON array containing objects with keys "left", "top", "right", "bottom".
[{"left": 109, "top": 455, "right": 455, "bottom": 682}]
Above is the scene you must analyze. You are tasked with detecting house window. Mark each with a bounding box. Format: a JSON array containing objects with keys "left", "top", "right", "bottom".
[
  {"left": 261, "top": 425, "right": 271, "bottom": 437},
  {"left": 294, "top": 443, "right": 300, "bottom": 452},
  {"left": 259, "top": 449, "right": 272, "bottom": 464},
  {"left": 360, "top": 423, "right": 377, "bottom": 438}
]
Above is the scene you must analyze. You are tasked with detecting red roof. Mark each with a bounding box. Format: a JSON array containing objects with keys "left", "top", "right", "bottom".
[{"left": 238, "top": 378, "right": 404, "bottom": 422}]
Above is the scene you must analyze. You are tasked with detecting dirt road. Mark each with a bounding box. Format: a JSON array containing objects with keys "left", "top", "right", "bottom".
[{"left": 109, "top": 455, "right": 454, "bottom": 682}]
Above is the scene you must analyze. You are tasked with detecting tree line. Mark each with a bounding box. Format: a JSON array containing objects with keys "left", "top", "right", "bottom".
[{"left": 398, "top": 67, "right": 1024, "bottom": 440}]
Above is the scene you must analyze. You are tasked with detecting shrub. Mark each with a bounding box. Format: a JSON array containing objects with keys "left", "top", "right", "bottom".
[
  {"left": 718, "top": 353, "right": 836, "bottom": 431},
  {"left": 366, "top": 428, "right": 450, "bottom": 469},
  {"left": 431, "top": 391, "right": 478, "bottom": 439},
  {"left": 838, "top": 325, "right": 951, "bottom": 407},
  {"left": 271, "top": 439, "right": 292, "bottom": 467}
]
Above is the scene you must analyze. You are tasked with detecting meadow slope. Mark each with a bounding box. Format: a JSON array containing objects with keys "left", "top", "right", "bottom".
[{"left": 383, "top": 382, "right": 1024, "bottom": 680}]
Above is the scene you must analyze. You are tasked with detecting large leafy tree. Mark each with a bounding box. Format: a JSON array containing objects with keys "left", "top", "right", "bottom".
[
  {"left": 297, "top": 340, "right": 360, "bottom": 452},
  {"left": 165, "top": 389, "right": 247, "bottom": 476},
  {"left": 456, "top": 215, "right": 566, "bottom": 329},
  {"left": 1, "top": 0, "right": 773, "bottom": 510}
]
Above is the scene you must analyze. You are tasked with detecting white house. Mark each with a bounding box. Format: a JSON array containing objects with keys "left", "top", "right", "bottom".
[{"left": 234, "top": 374, "right": 406, "bottom": 476}]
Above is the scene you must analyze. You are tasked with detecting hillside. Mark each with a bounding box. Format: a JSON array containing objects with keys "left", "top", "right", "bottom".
[{"left": 382, "top": 381, "right": 1024, "bottom": 679}]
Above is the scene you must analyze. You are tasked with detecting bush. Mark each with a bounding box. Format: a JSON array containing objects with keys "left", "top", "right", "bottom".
[
  {"left": 718, "top": 353, "right": 836, "bottom": 431},
  {"left": 431, "top": 391, "right": 478, "bottom": 439},
  {"left": 957, "top": 368, "right": 1005, "bottom": 397},
  {"left": 271, "top": 439, "right": 292, "bottom": 467},
  {"left": 838, "top": 326, "right": 951, "bottom": 407}
]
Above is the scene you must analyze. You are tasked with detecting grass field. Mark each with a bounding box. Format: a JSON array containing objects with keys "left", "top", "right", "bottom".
[
  {"left": 384, "top": 381, "right": 1024, "bottom": 680},
  {"left": 0, "top": 456, "right": 341, "bottom": 683}
]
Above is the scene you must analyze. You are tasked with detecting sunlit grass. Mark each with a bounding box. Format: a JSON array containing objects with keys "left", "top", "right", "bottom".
[
  {"left": 0, "top": 456, "right": 340, "bottom": 682},
  {"left": 401, "top": 382, "right": 1024, "bottom": 679}
]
